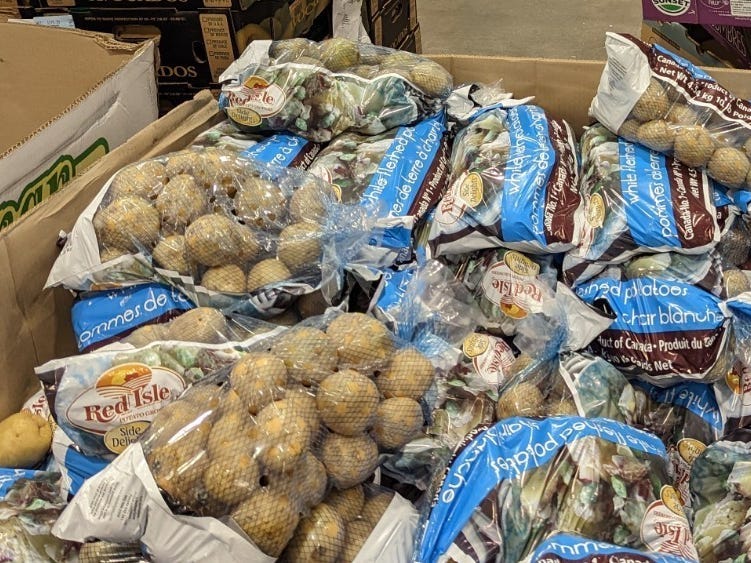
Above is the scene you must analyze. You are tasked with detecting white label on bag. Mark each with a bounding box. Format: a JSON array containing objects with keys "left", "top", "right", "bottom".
[
  {"left": 52, "top": 444, "right": 273, "bottom": 563},
  {"left": 353, "top": 493, "right": 419, "bottom": 563}
]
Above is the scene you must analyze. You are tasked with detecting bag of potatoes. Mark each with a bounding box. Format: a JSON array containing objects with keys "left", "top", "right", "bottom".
[
  {"left": 46, "top": 148, "right": 385, "bottom": 319},
  {"left": 591, "top": 33, "right": 751, "bottom": 191},
  {"left": 219, "top": 38, "right": 453, "bottom": 142},
  {"left": 54, "top": 310, "right": 439, "bottom": 560}
]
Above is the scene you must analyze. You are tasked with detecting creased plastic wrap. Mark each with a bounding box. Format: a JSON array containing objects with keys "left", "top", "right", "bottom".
[
  {"left": 565, "top": 123, "right": 720, "bottom": 275},
  {"left": 689, "top": 431, "right": 751, "bottom": 563},
  {"left": 591, "top": 33, "right": 751, "bottom": 190},
  {"left": 220, "top": 38, "right": 453, "bottom": 142},
  {"left": 417, "top": 417, "right": 698, "bottom": 563},
  {"left": 54, "top": 310, "right": 437, "bottom": 559},
  {"left": 524, "top": 533, "right": 695, "bottom": 563},
  {"left": 427, "top": 104, "right": 583, "bottom": 255},
  {"left": 45, "top": 148, "right": 385, "bottom": 319}
]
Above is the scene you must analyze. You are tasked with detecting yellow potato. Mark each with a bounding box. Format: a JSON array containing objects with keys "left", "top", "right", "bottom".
[{"left": 0, "top": 412, "right": 52, "bottom": 468}]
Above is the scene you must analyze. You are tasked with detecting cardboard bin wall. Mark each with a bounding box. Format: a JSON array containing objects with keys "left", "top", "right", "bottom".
[{"left": 2, "top": 55, "right": 751, "bottom": 421}]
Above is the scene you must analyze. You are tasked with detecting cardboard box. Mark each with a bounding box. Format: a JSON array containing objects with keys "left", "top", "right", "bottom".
[
  {"left": 699, "top": 0, "right": 751, "bottom": 27},
  {"left": 3, "top": 55, "right": 751, "bottom": 421},
  {"left": 642, "top": 0, "right": 699, "bottom": 23},
  {"left": 0, "top": 22, "right": 157, "bottom": 230},
  {"left": 371, "top": 0, "right": 414, "bottom": 49},
  {"left": 67, "top": 0, "right": 329, "bottom": 87},
  {"left": 32, "top": 0, "right": 314, "bottom": 14},
  {"left": 642, "top": 19, "right": 735, "bottom": 66},
  {"left": 702, "top": 22, "right": 751, "bottom": 66},
  {"left": 398, "top": 22, "right": 420, "bottom": 53}
]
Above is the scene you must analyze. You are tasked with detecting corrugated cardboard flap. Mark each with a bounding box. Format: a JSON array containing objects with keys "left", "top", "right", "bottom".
[{"left": 0, "top": 91, "right": 222, "bottom": 420}]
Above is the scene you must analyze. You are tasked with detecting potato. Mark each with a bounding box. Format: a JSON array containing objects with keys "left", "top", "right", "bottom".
[
  {"left": 249, "top": 399, "right": 314, "bottom": 473},
  {"left": 232, "top": 490, "right": 300, "bottom": 557},
  {"left": 155, "top": 174, "right": 207, "bottom": 233},
  {"left": 235, "top": 177, "right": 288, "bottom": 231},
  {"left": 340, "top": 519, "right": 372, "bottom": 562},
  {"left": 202, "top": 449, "right": 261, "bottom": 507},
  {"left": 277, "top": 222, "right": 321, "bottom": 274},
  {"left": 201, "top": 265, "right": 246, "bottom": 293},
  {"left": 360, "top": 491, "right": 394, "bottom": 527},
  {"left": 271, "top": 326, "right": 338, "bottom": 385},
  {"left": 246, "top": 259, "right": 292, "bottom": 293},
  {"left": 316, "top": 370, "right": 379, "bottom": 436},
  {"left": 296, "top": 289, "right": 329, "bottom": 319},
  {"left": 94, "top": 196, "right": 161, "bottom": 252},
  {"left": 123, "top": 323, "right": 169, "bottom": 347},
  {"left": 109, "top": 160, "right": 166, "bottom": 200},
  {"left": 376, "top": 347, "right": 434, "bottom": 400},
  {"left": 0, "top": 412, "right": 52, "bottom": 468},
  {"left": 166, "top": 307, "right": 228, "bottom": 344},
  {"left": 230, "top": 353, "right": 288, "bottom": 415},
  {"left": 372, "top": 397, "right": 423, "bottom": 450},
  {"left": 325, "top": 484, "right": 365, "bottom": 523},
  {"left": 184, "top": 214, "right": 240, "bottom": 267},
  {"left": 281, "top": 503, "right": 345, "bottom": 563},
  {"left": 321, "top": 433, "right": 378, "bottom": 489},
  {"left": 206, "top": 409, "right": 254, "bottom": 458},
  {"left": 326, "top": 313, "right": 394, "bottom": 373},
  {"left": 152, "top": 234, "right": 193, "bottom": 275}
]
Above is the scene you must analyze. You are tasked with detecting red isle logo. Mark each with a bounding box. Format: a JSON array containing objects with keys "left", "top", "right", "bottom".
[{"left": 67, "top": 363, "right": 186, "bottom": 437}]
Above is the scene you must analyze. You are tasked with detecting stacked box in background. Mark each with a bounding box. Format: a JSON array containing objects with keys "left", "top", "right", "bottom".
[
  {"left": 641, "top": 0, "right": 751, "bottom": 68},
  {"left": 362, "top": 0, "right": 420, "bottom": 52},
  {"left": 24, "top": 0, "right": 332, "bottom": 114}
]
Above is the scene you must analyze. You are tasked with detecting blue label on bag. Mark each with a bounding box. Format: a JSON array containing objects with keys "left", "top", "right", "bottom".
[
  {"left": 714, "top": 186, "right": 733, "bottom": 208},
  {"left": 242, "top": 133, "right": 316, "bottom": 168},
  {"left": 654, "top": 44, "right": 714, "bottom": 82},
  {"left": 62, "top": 447, "right": 109, "bottom": 498},
  {"left": 732, "top": 189, "right": 751, "bottom": 215},
  {"left": 361, "top": 112, "right": 447, "bottom": 218},
  {"left": 529, "top": 533, "right": 694, "bottom": 563},
  {"left": 418, "top": 417, "right": 665, "bottom": 562},
  {"left": 632, "top": 380, "right": 722, "bottom": 431},
  {"left": 576, "top": 277, "right": 725, "bottom": 334},
  {"left": 619, "top": 139, "right": 680, "bottom": 248},
  {"left": 0, "top": 469, "right": 44, "bottom": 498},
  {"left": 72, "top": 283, "right": 193, "bottom": 352},
  {"left": 500, "top": 105, "right": 556, "bottom": 245}
]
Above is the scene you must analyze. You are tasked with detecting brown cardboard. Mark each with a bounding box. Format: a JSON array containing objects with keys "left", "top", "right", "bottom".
[
  {"left": 0, "top": 91, "right": 222, "bottom": 420},
  {"left": 3, "top": 55, "right": 751, "bottom": 421}
]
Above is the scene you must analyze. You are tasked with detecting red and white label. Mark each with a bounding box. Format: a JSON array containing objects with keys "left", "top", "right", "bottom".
[
  {"left": 462, "top": 333, "right": 516, "bottom": 387},
  {"left": 226, "top": 76, "right": 286, "bottom": 118},
  {"left": 66, "top": 363, "right": 186, "bottom": 437},
  {"left": 480, "top": 254, "right": 545, "bottom": 319},
  {"left": 640, "top": 486, "right": 698, "bottom": 561}
]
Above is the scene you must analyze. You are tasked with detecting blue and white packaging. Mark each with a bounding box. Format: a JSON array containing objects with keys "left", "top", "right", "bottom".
[
  {"left": 72, "top": 283, "right": 194, "bottom": 352},
  {"left": 427, "top": 104, "right": 583, "bottom": 256},
  {"left": 632, "top": 380, "right": 723, "bottom": 507},
  {"left": 417, "top": 417, "right": 697, "bottom": 563},
  {"left": 51, "top": 428, "right": 109, "bottom": 499},
  {"left": 525, "top": 533, "right": 695, "bottom": 563},
  {"left": 309, "top": 113, "right": 451, "bottom": 262},
  {"left": 575, "top": 276, "right": 732, "bottom": 385}
]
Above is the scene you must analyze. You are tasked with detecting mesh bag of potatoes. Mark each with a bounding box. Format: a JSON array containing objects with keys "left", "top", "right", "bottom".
[
  {"left": 52, "top": 310, "right": 440, "bottom": 559},
  {"left": 219, "top": 38, "right": 453, "bottom": 142},
  {"left": 46, "top": 147, "right": 376, "bottom": 318},
  {"left": 34, "top": 321, "right": 285, "bottom": 458},
  {"left": 563, "top": 123, "right": 721, "bottom": 281},
  {"left": 591, "top": 33, "right": 751, "bottom": 191},
  {"left": 418, "top": 416, "right": 699, "bottom": 563},
  {"left": 190, "top": 120, "right": 322, "bottom": 170}
]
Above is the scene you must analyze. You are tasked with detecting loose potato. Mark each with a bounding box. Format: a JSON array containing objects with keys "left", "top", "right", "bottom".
[
  {"left": 376, "top": 347, "right": 434, "bottom": 400},
  {"left": 326, "top": 313, "right": 394, "bottom": 373},
  {"left": 316, "top": 370, "right": 379, "bottom": 435},
  {"left": 0, "top": 412, "right": 52, "bottom": 468},
  {"left": 271, "top": 327, "right": 338, "bottom": 385},
  {"left": 230, "top": 353, "right": 288, "bottom": 415},
  {"left": 321, "top": 433, "right": 378, "bottom": 489},
  {"left": 372, "top": 397, "right": 423, "bottom": 450}
]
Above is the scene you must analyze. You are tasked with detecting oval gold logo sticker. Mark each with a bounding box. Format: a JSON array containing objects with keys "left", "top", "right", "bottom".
[
  {"left": 727, "top": 366, "right": 743, "bottom": 395},
  {"left": 463, "top": 333, "right": 490, "bottom": 358},
  {"left": 678, "top": 438, "right": 706, "bottom": 465},
  {"left": 227, "top": 107, "right": 262, "bottom": 127},
  {"left": 660, "top": 485, "right": 684, "bottom": 516},
  {"left": 503, "top": 250, "right": 539, "bottom": 277},
  {"left": 104, "top": 421, "right": 151, "bottom": 454},
  {"left": 586, "top": 192, "right": 606, "bottom": 228},
  {"left": 459, "top": 172, "right": 484, "bottom": 208}
]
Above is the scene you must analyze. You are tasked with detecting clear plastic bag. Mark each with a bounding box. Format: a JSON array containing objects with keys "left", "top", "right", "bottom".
[
  {"left": 417, "top": 417, "right": 698, "bottom": 563},
  {"left": 54, "top": 310, "right": 439, "bottom": 559},
  {"left": 219, "top": 38, "right": 453, "bottom": 142},
  {"left": 689, "top": 432, "right": 751, "bottom": 563},
  {"left": 307, "top": 112, "right": 451, "bottom": 261},
  {"left": 426, "top": 104, "right": 583, "bottom": 256},
  {"left": 46, "top": 147, "right": 383, "bottom": 319},
  {"left": 631, "top": 380, "right": 723, "bottom": 508},
  {"left": 568, "top": 123, "right": 721, "bottom": 269},
  {"left": 591, "top": 33, "right": 751, "bottom": 190},
  {"left": 191, "top": 121, "right": 322, "bottom": 169}
]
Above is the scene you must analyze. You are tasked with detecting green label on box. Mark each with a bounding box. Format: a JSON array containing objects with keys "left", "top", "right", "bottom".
[{"left": 0, "top": 138, "right": 109, "bottom": 230}]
